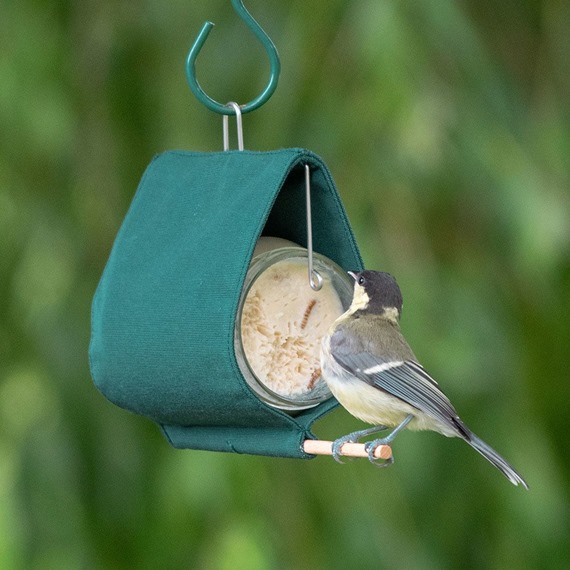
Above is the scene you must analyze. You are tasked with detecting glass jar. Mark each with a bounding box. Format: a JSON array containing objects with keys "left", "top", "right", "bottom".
[{"left": 234, "top": 244, "right": 354, "bottom": 412}]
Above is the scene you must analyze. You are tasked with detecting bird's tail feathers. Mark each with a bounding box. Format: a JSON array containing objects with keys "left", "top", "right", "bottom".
[{"left": 466, "top": 433, "right": 529, "bottom": 489}]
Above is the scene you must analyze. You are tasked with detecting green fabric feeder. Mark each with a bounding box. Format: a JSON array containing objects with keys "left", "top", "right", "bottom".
[{"left": 89, "top": 148, "right": 363, "bottom": 458}]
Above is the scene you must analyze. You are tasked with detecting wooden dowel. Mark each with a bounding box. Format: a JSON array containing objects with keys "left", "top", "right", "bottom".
[{"left": 303, "top": 439, "right": 392, "bottom": 460}]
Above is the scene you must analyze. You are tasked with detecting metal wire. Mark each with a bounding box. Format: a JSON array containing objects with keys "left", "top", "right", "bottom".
[
  {"left": 305, "top": 164, "right": 323, "bottom": 291},
  {"left": 223, "top": 102, "right": 244, "bottom": 151}
]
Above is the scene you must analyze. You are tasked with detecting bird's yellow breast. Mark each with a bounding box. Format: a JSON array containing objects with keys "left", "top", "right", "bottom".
[{"left": 326, "top": 373, "right": 415, "bottom": 427}]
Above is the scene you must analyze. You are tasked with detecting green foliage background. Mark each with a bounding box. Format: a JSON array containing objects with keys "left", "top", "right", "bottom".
[{"left": 1, "top": 0, "right": 569, "bottom": 568}]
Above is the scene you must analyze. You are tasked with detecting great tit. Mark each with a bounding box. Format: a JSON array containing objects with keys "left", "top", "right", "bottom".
[{"left": 320, "top": 270, "right": 528, "bottom": 489}]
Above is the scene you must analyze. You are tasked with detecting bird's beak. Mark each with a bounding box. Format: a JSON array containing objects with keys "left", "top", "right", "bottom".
[{"left": 347, "top": 271, "right": 357, "bottom": 281}]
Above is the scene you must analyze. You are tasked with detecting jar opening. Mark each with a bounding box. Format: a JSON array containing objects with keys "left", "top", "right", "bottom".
[{"left": 234, "top": 247, "right": 353, "bottom": 412}]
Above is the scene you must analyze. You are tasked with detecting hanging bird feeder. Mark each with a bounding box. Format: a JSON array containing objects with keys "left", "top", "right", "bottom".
[{"left": 89, "top": 0, "right": 391, "bottom": 461}]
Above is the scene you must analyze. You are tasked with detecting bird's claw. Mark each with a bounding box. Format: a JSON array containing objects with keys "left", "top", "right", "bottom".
[
  {"left": 362, "top": 414, "right": 413, "bottom": 467},
  {"left": 364, "top": 440, "right": 395, "bottom": 468},
  {"left": 331, "top": 436, "right": 355, "bottom": 464}
]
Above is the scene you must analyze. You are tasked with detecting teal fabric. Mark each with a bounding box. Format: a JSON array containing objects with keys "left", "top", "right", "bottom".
[{"left": 89, "top": 148, "right": 363, "bottom": 458}]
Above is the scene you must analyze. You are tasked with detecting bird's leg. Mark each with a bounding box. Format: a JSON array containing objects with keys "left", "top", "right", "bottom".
[
  {"left": 331, "top": 425, "right": 388, "bottom": 464},
  {"left": 364, "top": 414, "right": 414, "bottom": 467}
]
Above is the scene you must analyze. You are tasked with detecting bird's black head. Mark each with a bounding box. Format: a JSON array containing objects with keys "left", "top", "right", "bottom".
[{"left": 348, "top": 270, "right": 403, "bottom": 318}]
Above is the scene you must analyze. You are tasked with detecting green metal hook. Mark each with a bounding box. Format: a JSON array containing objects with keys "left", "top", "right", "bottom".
[{"left": 186, "top": 0, "right": 281, "bottom": 115}]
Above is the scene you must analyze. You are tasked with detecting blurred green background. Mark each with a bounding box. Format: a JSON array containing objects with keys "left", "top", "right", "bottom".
[{"left": 1, "top": 0, "right": 569, "bottom": 568}]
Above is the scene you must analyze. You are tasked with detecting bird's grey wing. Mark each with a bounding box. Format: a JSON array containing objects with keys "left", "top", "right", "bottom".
[{"left": 330, "top": 339, "right": 469, "bottom": 438}]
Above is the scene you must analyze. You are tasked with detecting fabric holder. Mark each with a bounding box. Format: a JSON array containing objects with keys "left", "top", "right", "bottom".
[{"left": 89, "top": 148, "right": 363, "bottom": 458}]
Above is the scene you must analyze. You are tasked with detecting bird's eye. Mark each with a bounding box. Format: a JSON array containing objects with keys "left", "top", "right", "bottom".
[{"left": 358, "top": 276, "right": 365, "bottom": 285}]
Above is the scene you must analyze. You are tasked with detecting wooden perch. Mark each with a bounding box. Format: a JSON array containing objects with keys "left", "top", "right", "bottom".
[{"left": 303, "top": 439, "right": 392, "bottom": 460}]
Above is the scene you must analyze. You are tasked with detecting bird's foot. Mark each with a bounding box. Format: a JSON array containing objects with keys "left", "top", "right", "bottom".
[
  {"left": 331, "top": 425, "right": 387, "bottom": 464},
  {"left": 362, "top": 414, "right": 414, "bottom": 467},
  {"left": 364, "top": 440, "right": 395, "bottom": 468}
]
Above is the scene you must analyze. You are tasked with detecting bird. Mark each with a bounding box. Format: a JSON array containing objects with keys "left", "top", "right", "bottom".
[{"left": 320, "top": 269, "right": 528, "bottom": 489}]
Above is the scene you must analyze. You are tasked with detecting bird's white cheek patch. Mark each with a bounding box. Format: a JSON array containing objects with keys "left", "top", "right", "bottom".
[
  {"left": 348, "top": 285, "right": 369, "bottom": 314},
  {"left": 363, "top": 361, "right": 404, "bottom": 375},
  {"left": 382, "top": 307, "right": 400, "bottom": 323}
]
